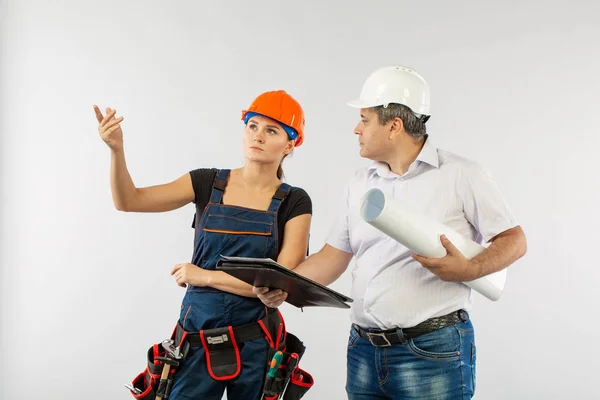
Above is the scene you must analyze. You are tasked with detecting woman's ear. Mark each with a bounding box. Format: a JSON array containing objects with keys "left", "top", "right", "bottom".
[{"left": 284, "top": 140, "right": 295, "bottom": 155}]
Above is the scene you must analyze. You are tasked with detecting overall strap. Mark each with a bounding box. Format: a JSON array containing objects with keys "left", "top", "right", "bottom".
[
  {"left": 267, "top": 183, "right": 292, "bottom": 213},
  {"left": 209, "top": 169, "right": 231, "bottom": 204}
]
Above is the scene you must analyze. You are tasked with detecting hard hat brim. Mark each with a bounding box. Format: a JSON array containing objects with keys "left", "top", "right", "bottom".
[{"left": 347, "top": 99, "right": 376, "bottom": 108}]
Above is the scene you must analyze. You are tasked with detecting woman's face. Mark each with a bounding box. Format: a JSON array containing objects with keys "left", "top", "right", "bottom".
[{"left": 243, "top": 115, "right": 294, "bottom": 164}]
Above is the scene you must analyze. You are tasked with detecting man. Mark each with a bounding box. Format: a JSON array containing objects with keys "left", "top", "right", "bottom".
[{"left": 254, "top": 65, "right": 527, "bottom": 399}]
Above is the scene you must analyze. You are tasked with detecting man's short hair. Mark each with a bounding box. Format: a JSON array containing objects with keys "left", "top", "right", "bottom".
[{"left": 372, "top": 103, "right": 427, "bottom": 139}]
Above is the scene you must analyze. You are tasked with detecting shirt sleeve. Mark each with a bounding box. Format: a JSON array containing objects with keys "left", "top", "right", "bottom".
[
  {"left": 284, "top": 188, "right": 313, "bottom": 222},
  {"left": 325, "top": 183, "right": 353, "bottom": 253},
  {"left": 460, "top": 162, "right": 519, "bottom": 243},
  {"left": 189, "top": 168, "right": 216, "bottom": 204}
]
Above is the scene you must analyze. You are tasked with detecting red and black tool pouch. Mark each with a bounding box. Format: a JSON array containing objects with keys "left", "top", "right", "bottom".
[
  {"left": 128, "top": 343, "right": 166, "bottom": 399},
  {"left": 127, "top": 327, "right": 188, "bottom": 399},
  {"left": 199, "top": 325, "right": 242, "bottom": 381},
  {"left": 262, "top": 331, "right": 314, "bottom": 400}
]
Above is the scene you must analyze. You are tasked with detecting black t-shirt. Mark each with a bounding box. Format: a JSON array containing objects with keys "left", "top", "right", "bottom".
[{"left": 189, "top": 168, "right": 312, "bottom": 257}]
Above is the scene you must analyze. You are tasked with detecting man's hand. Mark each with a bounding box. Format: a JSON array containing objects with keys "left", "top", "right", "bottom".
[
  {"left": 411, "top": 235, "right": 481, "bottom": 282},
  {"left": 252, "top": 287, "right": 288, "bottom": 308}
]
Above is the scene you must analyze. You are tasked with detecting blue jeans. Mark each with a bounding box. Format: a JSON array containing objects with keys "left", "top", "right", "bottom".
[{"left": 346, "top": 319, "right": 476, "bottom": 399}]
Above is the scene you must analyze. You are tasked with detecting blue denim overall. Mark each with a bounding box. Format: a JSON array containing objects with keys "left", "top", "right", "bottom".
[{"left": 169, "top": 169, "right": 291, "bottom": 400}]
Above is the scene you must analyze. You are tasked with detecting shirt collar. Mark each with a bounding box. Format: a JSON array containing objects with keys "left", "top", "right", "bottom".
[
  {"left": 417, "top": 135, "right": 439, "bottom": 168},
  {"left": 368, "top": 135, "right": 439, "bottom": 177}
]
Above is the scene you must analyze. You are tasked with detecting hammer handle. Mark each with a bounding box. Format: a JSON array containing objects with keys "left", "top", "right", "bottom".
[{"left": 154, "top": 363, "right": 171, "bottom": 400}]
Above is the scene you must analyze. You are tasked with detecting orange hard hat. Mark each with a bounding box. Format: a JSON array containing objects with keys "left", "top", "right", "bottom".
[{"left": 241, "top": 90, "right": 305, "bottom": 147}]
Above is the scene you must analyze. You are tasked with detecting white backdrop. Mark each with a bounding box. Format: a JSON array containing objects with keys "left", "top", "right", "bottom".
[{"left": 1, "top": 1, "right": 599, "bottom": 399}]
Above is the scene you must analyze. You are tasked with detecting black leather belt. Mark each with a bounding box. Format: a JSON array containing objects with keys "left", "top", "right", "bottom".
[{"left": 354, "top": 309, "right": 469, "bottom": 347}]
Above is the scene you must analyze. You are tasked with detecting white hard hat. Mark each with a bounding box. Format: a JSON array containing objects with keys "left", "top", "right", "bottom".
[{"left": 348, "top": 65, "right": 431, "bottom": 116}]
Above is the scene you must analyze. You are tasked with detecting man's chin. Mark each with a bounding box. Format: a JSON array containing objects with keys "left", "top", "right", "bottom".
[{"left": 359, "top": 148, "right": 378, "bottom": 161}]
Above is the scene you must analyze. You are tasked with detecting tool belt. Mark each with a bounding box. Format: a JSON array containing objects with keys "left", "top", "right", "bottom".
[
  {"left": 354, "top": 309, "right": 470, "bottom": 347},
  {"left": 126, "top": 311, "right": 313, "bottom": 400}
]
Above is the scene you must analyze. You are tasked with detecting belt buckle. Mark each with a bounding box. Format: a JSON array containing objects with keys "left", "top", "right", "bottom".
[{"left": 367, "top": 332, "right": 391, "bottom": 347}]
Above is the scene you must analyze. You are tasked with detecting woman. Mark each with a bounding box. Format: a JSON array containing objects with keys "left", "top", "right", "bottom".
[{"left": 94, "top": 90, "right": 312, "bottom": 399}]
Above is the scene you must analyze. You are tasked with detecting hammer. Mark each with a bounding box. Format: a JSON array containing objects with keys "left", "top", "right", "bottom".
[{"left": 155, "top": 339, "right": 183, "bottom": 400}]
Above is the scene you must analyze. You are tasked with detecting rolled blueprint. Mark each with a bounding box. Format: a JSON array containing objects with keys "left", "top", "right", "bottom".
[{"left": 360, "top": 188, "right": 506, "bottom": 301}]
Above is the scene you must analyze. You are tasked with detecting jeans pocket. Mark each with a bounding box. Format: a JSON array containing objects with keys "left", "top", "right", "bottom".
[
  {"left": 407, "top": 326, "right": 461, "bottom": 361},
  {"left": 347, "top": 326, "right": 360, "bottom": 348}
]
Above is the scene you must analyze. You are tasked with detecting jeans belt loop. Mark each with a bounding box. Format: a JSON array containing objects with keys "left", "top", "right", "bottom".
[{"left": 395, "top": 328, "right": 408, "bottom": 345}]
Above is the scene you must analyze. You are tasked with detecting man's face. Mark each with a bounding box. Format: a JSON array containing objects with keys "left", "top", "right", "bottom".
[{"left": 353, "top": 108, "right": 390, "bottom": 161}]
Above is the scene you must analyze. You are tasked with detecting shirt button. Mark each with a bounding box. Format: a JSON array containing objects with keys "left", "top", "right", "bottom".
[{"left": 366, "top": 309, "right": 371, "bottom": 313}]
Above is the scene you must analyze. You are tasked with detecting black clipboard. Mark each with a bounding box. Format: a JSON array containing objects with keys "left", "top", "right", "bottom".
[{"left": 216, "top": 256, "right": 354, "bottom": 309}]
